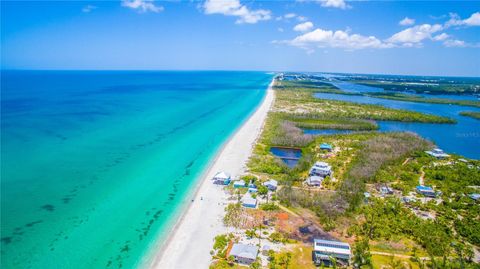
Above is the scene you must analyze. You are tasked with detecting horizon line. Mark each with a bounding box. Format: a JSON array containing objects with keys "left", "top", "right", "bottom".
[{"left": 1, "top": 68, "right": 480, "bottom": 79}]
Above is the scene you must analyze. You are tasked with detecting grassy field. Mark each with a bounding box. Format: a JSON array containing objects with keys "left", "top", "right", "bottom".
[
  {"left": 371, "top": 254, "right": 420, "bottom": 269},
  {"left": 271, "top": 245, "right": 316, "bottom": 269},
  {"left": 273, "top": 85, "right": 455, "bottom": 123}
]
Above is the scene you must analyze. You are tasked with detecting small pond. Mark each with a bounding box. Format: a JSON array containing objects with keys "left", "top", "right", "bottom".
[{"left": 270, "top": 147, "right": 302, "bottom": 168}]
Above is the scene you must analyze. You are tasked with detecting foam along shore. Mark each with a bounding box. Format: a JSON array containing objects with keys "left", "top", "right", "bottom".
[{"left": 148, "top": 79, "right": 275, "bottom": 269}]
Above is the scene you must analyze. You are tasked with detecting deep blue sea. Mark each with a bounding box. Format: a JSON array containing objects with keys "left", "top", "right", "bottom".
[{"left": 1, "top": 71, "right": 273, "bottom": 268}]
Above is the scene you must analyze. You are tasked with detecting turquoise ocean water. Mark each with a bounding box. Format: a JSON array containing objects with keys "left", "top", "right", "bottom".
[{"left": 1, "top": 71, "right": 273, "bottom": 268}]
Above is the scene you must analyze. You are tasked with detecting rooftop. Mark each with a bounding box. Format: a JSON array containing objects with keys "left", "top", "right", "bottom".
[
  {"left": 416, "top": 185, "right": 434, "bottom": 192},
  {"left": 263, "top": 179, "right": 278, "bottom": 187},
  {"left": 314, "top": 239, "right": 351, "bottom": 256},
  {"left": 213, "top": 171, "right": 230, "bottom": 180},
  {"left": 230, "top": 243, "right": 259, "bottom": 260}
]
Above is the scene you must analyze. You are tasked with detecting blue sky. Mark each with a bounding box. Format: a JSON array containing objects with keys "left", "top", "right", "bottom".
[{"left": 1, "top": 0, "right": 479, "bottom": 76}]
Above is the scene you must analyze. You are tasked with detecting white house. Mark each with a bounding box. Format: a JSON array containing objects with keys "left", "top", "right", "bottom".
[
  {"left": 263, "top": 179, "right": 278, "bottom": 191},
  {"left": 229, "top": 243, "right": 259, "bottom": 265},
  {"left": 212, "top": 171, "right": 231, "bottom": 185},
  {"left": 309, "top": 162, "right": 332, "bottom": 177},
  {"left": 241, "top": 193, "right": 257, "bottom": 208},
  {"left": 312, "top": 239, "right": 351, "bottom": 266},
  {"left": 306, "top": 176, "right": 323, "bottom": 187},
  {"left": 425, "top": 148, "right": 449, "bottom": 159},
  {"left": 380, "top": 186, "right": 394, "bottom": 195},
  {"left": 233, "top": 180, "right": 246, "bottom": 188}
]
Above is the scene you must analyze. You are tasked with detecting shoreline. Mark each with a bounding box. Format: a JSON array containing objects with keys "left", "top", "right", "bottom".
[{"left": 146, "top": 78, "right": 275, "bottom": 269}]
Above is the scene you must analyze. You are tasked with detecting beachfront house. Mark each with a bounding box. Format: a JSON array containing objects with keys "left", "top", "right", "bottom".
[
  {"left": 247, "top": 180, "right": 258, "bottom": 193},
  {"left": 312, "top": 239, "right": 351, "bottom": 266},
  {"left": 309, "top": 162, "right": 332, "bottom": 177},
  {"left": 263, "top": 179, "right": 278, "bottom": 191},
  {"left": 320, "top": 143, "right": 333, "bottom": 152},
  {"left": 212, "top": 172, "right": 231, "bottom": 185},
  {"left": 306, "top": 176, "right": 323, "bottom": 187},
  {"left": 248, "top": 187, "right": 258, "bottom": 193},
  {"left": 425, "top": 148, "right": 450, "bottom": 159},
  {"left": 229, "top": 243, "right": 259, "bottom": 265},
  {"left": 233, "top": 180, "right": 246, "bottom": 188},
  {"left": 416, "top": 185, "right": 436, "bottom": 198},
  {"left": 241, "top": 193, "right": 257, "bottom": 208}
]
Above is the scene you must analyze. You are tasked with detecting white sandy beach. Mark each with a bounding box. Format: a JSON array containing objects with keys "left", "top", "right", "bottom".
[{"left": 148, "top": 80, "right": 275, "bottom": 269}]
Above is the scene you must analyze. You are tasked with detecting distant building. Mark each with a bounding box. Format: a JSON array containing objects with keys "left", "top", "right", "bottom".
[
  {"left": 416, "top": 185, "right": 436, "bottom": 197},
  {"left": 312, "top": 239, "right": 351, "bottom": 266},
  {"left": 212, "top": 172, "right": 231, "bottom": 185},
  {"left": 248, "top": 187, "right": 258, "bottom": 193},
  {"left": 425, "top": 148, "right": 450, "bottom": 159},
  {"left": 229, "top": 243, "right": 259, "bottom": 265},
  {"left": 263, "top": 179, "right": 278, "bottom": 191},
  {"left": 380, "top": 186, "right": 394, "bottom": 195},
  {"left": 241, "top": 193, "right": 257, "bottom": 208},
  {"left": 402, "top": 196, "right": 416, "bottom": 204},
  {"left": 320, "top": 143, "right": 333, "bottom": 152},
  {"left": 309, "top": 161, "right": 332, "bottom": 177},
  {"left": 233, "top": 180, "right": 246, "bottom": 188},
  {"left": 306, "top": 176, "right": 323, "bottom": 187}
]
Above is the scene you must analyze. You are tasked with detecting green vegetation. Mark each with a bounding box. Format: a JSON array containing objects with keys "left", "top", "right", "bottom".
[
  {"left": 275, "top": 132, "right": 432, "bottom": 220},
  {"left": 349, "top": 79, "right": 480, "bottom": 95},
  {"left": 287, "top": 78, "right": 480, "bottom": 108},
  {"left": 460, "top": 111, "right": 480, "bottom": 120},
  {"left": 260, "top": 203, "right": 280, "bottom": 211},
  {"left": 223, "top": 203, "right": 243, "bottom": 228},
  {"left": 351, "top": 198, "right": 477, "bottom": 268},
  {"left": 212, "top": 234, "right": 230, "bottom": 257},
  {"left": 274, "top": 85, "right": 455, "bottom": 123},
  {"left": 366, "top": 92, "right": 480, "bottom": 108},
  {"left": 268, "top": 246, "right": 317, "bottom": 269},
  {"left": 352, "top": 238, "right": 372, "bottom": 268}
]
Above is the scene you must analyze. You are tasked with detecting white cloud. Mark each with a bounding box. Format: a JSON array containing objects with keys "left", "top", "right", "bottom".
[
  {"left": 445, "top": 12, "right": 480, "bottom": 27},
  {"left": 293, "top": 21, "right": 314, "bottom": 32},
  {"left": 399, "top": 17, "right": 415, "bottom": 26},
  {"left": 463, "top": 12, "right": 480, "bottom": 26},
  {"left": 278, "top": 27, "right": 284, "bottom": 32},
  {"left": 121, "top": 0, "right": 163, "bottom": 13},
  {"left": 387, "top": 24, "right": 443, "bottom": 44},
  {"left": 318, "top": 0, "right": 350, "bottom": 10},
  {"left": 442, "top": 39, "right": 480, "bottom": 48},
  {"left": 432, "top": 33, "right": 449, "bottom": 41},
  {"left": 443, "top": 39, "right": 466, "bottom": 47},
  {"left": 280, "top": 28, "right": 392, "bottom": 51},
  {"left": 82, "top": 5, "right": 97, "bottom": 13},
  {"left": 203, "top": 0, "right": 271, "bottom": 24},
  {"left": 284, "top": 13, "right": 296, "bottom": 19},
  {"left": 276, "top": 13, "right": 308, "bottom": 22}
]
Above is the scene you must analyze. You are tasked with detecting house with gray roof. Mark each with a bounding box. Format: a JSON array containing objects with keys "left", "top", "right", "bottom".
[{"left": 229, "top": 243, "right": 259, "bottom": 265}]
